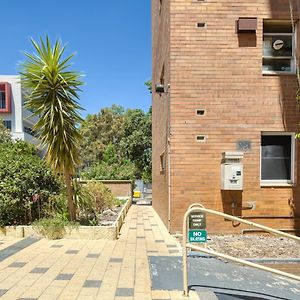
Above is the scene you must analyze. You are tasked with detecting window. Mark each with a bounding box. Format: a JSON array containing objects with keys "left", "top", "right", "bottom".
[
  {"left": 263, "top": 21, "right": 295, "bottom": 74},
  {"left": 196, "top": 135, "right": 206, "bottom": 142},
  {"left": 24, "top": 126, "right": 36, "bottom": 137},
  {"left": 0, "top": 83, "right": 11, "bottom": 113},
  {"left": 261, "top": 133, "right": 295, "bottom": 185},
  {"left": 196, "top": 109, "right": 206, "bottom": 116},
  {"left": 3, "top": 120, "right": 11, "bottom": 131},
  {"left": 0, "top": 90, "right": 5, "bottom": 109}
]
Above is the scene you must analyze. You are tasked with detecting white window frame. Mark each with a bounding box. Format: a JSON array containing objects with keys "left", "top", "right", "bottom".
[
  {"left": 260, "top": 132, "right": 296, "bottom": 186},
  {"left": 262, "top": 20, "right": 296, "bottom": 75}
]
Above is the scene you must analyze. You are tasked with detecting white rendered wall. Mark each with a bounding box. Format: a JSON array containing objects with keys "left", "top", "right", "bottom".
[{"left": 0, "top": 75, "right": 39, "bottom": 147}]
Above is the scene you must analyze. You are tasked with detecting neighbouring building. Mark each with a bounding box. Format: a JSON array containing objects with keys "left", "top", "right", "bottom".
[
  {"left": 152, "top": 0, "right": 300, "bottom": 234},
  {"left": 0, "top": 75, "right": 40, "bottom": 148}
]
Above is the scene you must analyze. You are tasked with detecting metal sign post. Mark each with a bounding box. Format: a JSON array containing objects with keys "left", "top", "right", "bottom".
[
  {"left": 182, "top": 203, "right": 300, "bottom": 297},
  {"left": 182, "top": 203, "right": 206, "bottom": 296}
]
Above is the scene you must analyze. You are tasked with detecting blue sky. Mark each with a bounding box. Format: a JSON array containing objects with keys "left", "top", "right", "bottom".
[{"left": 1, "top": 1, "right": 151, "bottom": 117}]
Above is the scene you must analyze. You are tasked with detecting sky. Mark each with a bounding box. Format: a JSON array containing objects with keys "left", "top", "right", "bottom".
[{"left": 1, "top": 0, "right": 152, "bottom": 117}]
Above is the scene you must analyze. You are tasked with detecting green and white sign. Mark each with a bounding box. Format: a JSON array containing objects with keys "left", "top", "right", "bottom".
[{"left": 188, "top": 229, "right": 207, "bottom": 243}]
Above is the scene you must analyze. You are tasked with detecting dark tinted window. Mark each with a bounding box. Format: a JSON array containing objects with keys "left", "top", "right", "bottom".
[
  {"left": 3, "top": 120, "right": 11, "bottom": 131},
  {"left": 0, "top": 91, "right": 5, "bottom": 109},
  {"left": 264, "top": 22, "right": 293, "bottom": 33},
  {"left": 261, "top": 135, "right": 291, "bottom": 180}
]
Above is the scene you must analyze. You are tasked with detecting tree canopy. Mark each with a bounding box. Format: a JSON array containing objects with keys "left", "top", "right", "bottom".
[{"left": 79, "top": 105, "right": 152, "bottom": 182}]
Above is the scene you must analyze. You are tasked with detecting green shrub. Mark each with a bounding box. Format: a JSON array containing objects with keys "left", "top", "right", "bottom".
[
  {"left": 75, "top": 181, "right": 117, "bottom": 225},
  {"left": 43, "top": 191, "right": 69, "bottom": 220},
  {"left": 81, "top": 160, "right": 136, "bottom": 181},
  {"left": 32, "top": 215, "right": 78, "bottom": 239},
  {"left": 0, "top": 140, "right": 61, "bottom": 226},
  {"left": 86, "top": 181, "right": 116, "bottom": 212}
]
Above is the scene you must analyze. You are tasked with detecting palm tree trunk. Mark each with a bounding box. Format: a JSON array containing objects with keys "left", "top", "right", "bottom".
[{"left": 64, "top": 170, "right": 76, "bottom": 221}]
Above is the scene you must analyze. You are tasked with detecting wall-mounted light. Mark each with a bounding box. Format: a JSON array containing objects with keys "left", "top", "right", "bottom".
[{"left": 155, "top": 84, "right": 165, "bottom": 93}]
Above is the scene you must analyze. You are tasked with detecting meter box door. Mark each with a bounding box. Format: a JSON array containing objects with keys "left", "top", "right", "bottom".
[
  {"left": 221, "top": 152, "right": 244, "bottom": 191},
  {"left": 221, "top": 163, "right": 243, "bottom": 190}
]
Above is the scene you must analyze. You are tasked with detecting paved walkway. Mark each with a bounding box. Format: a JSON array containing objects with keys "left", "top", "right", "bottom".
[{"left": 0, "top": 205, "right": 198, "bottom": 300}]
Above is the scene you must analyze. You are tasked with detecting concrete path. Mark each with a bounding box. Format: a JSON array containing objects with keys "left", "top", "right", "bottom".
[{"left": 0, "top": 205, "right": 197, "bottom": 300}]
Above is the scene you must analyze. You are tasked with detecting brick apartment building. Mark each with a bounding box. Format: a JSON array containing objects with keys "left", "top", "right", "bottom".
[{"left": 152, "top": 0, "right": 300, "bottom": 234}]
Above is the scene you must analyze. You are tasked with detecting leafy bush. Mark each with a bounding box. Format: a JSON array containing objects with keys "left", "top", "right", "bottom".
[
  {"left": 81, "top": 160, "right": 136, "bottom": 181},
  {"left": 32, "top": 215, "right": 78, "bottom": 239},
  {"left": 0, "top": 140, "right": 60, "bottom": 226},
  {"left": 81, "top": 143, "right": 136, "bottom": 181},
  {"left": 43, "top": 191, "right": 69, "bottom": 220},
  {"left": 0, "top": 121, "right": 12, "bottom": 144},
  {"left": 75, "top": 181, "right": 117, "bottom": 225}
]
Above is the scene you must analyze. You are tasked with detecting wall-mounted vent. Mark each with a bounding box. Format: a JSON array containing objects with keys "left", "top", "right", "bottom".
[
  {"left": 196, "top": 135, "right": 206, "bottom": 142},
  {"left": 196, "top": 109, "right": 206, "bottom": 116},
  {"left": 197, "top": 22, "right": 206, "bottom": 28}
]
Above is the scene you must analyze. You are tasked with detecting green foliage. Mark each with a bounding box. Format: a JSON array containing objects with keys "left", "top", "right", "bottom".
[
  {"left": 0, "top": 121, "right": 11, "bottom": 144},
  {"left": 75, "top": 181, "right": 117, "bottom": 225},
  {"left": 145, "top": 80, "right": 152, "bottom": 93},
  {"left": 81, "top": 143, "right": 136, "bottom": 180},
  {"left": 0, "top": 140, "right": 60, "bottom": 226},
  {"left": 43, "top": 191, "right": 69, "bottom": 220},
  {"left": 79, "top": 105, "right": 152, "bottom": 181},
  {"left": 32, "top": 215, "right": 78, "bottom": 239},
  {"left": 83, "top": 181, "right": 116, "bottom": 212},
  {"left": 20, "top": 36, "right": 83, "bottom": 174},
  {"left": 20, "top": 36, "right": 84, "bottom": 220},
  {"left": 119, "top": 108, "right": 152, "bottom": 181},
  {"left": 79, "top": 105, "right": 125, "bottom": 168}
]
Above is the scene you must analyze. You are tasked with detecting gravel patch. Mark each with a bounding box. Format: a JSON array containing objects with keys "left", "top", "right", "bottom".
[{"left": 207, "top": 234, "right": 300, "bottom": 258}]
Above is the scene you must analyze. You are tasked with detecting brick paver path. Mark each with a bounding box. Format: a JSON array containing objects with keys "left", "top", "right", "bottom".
[{"left": 0, "top": 205, "right": 198, "bottom": 300}]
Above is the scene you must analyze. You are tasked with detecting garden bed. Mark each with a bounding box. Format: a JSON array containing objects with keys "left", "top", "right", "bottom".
[
  {"left": 0, "top": 198, "right": 131, "bottom": 241},
  {"left": 207, "top": 234, "right": 300, "bottom": 258}
]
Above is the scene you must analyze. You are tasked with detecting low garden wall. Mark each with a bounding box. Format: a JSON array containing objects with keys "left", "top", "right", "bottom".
[
  {"left": 79, "top": 180, "right": 133, "bottom": 199},
  {"left": 0, "top": 198, "right": 132, "bottom": 241}
]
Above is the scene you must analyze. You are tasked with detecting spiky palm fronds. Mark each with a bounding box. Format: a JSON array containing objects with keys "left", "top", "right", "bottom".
[
  {"left": 20, "top": 36, "right": 84, "bottom": 220},
  {"left": 20, "top": 36, "right": 83, "bottom": 174}
]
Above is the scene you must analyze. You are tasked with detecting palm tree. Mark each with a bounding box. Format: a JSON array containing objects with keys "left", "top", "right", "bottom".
[{"left": 20, "top": 36, "right": 83, "bottom": 221}]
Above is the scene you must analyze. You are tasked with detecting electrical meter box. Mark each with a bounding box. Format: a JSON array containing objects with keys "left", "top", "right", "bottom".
[{"left": 221, "top": 152, "right": 244, "bottom": 190}]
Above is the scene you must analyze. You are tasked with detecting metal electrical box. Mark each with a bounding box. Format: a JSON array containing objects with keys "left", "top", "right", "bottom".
[{"left": 221, "top": 152, "right": 244, "bottom": 190}]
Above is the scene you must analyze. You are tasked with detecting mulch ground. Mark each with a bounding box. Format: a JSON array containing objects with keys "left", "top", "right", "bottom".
[{"left": 207, "top": 234, "right": 300, "bottom": 258}]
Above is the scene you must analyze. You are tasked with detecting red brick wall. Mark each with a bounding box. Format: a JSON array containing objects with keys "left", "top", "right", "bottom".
[
  {"left": 152, "top": 0, "right": 171, "bottom": 228},
  {"left": 153, "top": 0, "right": 300, "bottom": 234}
]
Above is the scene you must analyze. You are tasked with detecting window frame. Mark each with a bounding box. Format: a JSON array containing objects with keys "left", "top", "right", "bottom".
[
  {"left": 0, "top": 91, "right": 6, "bottom": 109},
  {"left": 0, "top": 83, "right": 11, "bottom": 113},
  {"left": 260, "top": 132, "right": 296, "bottom": 186},
  {"left": 262, "top": 20, "right": 296, "bottom": 75}
]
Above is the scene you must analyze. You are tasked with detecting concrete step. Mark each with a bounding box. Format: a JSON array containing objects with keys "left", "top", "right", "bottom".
[{"left": 196, "top": 288, "right": 219, "bottom": 300}]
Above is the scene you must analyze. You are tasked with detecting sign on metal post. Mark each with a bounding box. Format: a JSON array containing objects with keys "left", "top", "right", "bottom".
[
  {"left": 183, "top": 203, "right": 300, "bottom": 297},
  {"left": 188, "top": 211, "right": 207, "bottom": 243},
  {"left": 188, "top": 229, "right": 207, "bottom": 243},
  {"left": 189, "top": 211, "right": 206, "bottom": 229}
]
